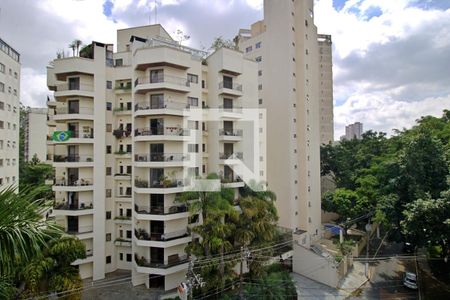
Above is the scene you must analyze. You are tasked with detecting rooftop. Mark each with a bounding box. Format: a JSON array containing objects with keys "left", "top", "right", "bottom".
[{"left": 0, "top": 38, "right": 20, "bottom": 62}]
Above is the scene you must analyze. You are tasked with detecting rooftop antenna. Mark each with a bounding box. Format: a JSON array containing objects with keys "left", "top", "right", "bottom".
[{"left": 154, "top": 0, "right": 157, "bottom": 24}]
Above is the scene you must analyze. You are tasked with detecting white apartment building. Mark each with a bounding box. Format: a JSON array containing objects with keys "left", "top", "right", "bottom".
[
  {"left": 0, "top": 38, "right": 20, "bottom": 190},
  {"left": 47, "top": 24, "right": 260, "bottom": 291},
  {"left": 344, "top": 122, "right": 363, "bottom": 140},
  {"left": 237, "top": 0, "right": 329, "bottom": 245},
  {"left": 318, "top": 34, "right": 334, "bottom": 145},
  {"left": 24, "top": 107, "right": 48, "bottom": 162}
]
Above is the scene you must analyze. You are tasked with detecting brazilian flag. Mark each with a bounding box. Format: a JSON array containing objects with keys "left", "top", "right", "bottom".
[{"left": 52, "top": 131, "right": 72, "bottom": 142}]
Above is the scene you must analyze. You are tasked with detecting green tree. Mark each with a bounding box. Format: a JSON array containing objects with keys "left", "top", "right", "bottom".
[
  {"left": 322, "top": 188, "right": 369, "bottom": 221},
  {"left": 209, "top": 36, "right": 238, "bottom": 52},
  {"left": 19, "top": 155, "right": 53, "bottom": 200},
  {"left": 0, "top": 187, "right": 60, "bottom": 297},
  {"left": 242, "top": 267, "right": 297, "bottom": 300},
  {"left": 401, "top": 191, "right": 450, "bottom": 259}
]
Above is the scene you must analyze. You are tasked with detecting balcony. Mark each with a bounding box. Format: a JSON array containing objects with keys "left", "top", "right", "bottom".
[
  {"left": 134, "top": 75, "right": 190, "bottom": 94},
  {"left": 218, "top": 81, "right": 243, "bottom": 97},
  {"left": 219, "top": 152, "right": 243, "bottom": 165},
  {"left": 65, "top": 225, "right": 94, "bottom": 239},
  {"left": 219, "top": 129, "right": 243, "bottom": 142},
  {"left": 113, "top": 129, "right": 132, "bottom": 139},
  {"left": 221, "top": 176, "right": 244, "bottom": 188},
  {"left": 114, "top": 216, "right": 132, "bottom": 225},
  {"left": 114, "top": 82, "right": 132, "bottom": 93},
  {"left": 54, "top": 82, "right": 94, "bottom": 98},
  {"left": 219, "top": 105, "right": 243, "bottom": 119},
  {"left": 134, "top": 178, "right": 188, "bottom": 194},
  {"left": 53, "top": 155, "right": 94, "bottom": 167},
  {"left": 134, "top": 204, "right": 189, "bottom": 221},
  {"left": 53, "top": 107, "right": 94, "bottom": 121},
  {"left": 115, "top": 193, "right": 132, "bottom": 202},
  {"left": 114, "top": 150, "right": 132, "bottom": 159},
  {"left": 53, "top": 178, "right": 94, "bottom": 192},
  {"left": 134, "top": 253, "right": 189, "bottom": 275},
  {"left": 114, "top": 173, "right": 132, "bottom": 181},
  {"left": 52, "top": 130, "right": 94, "bottom": 144},
  {"left": 134, "top": 229, "right": 191, "bottom": 248},
  {"left": 134, "top": 127, "right": 190, "bottom": 142},
  {"left": 113, "top": 107, "right": 132, "bottom": 115},
  {"left": 134, "top": 153, "right": 189, "bottom": 168},
  {"left": 72, "top": 249, "right": 94, "bottom": 265},
  {"left": 54, "top": 202, "right": 94, "bottom": 216},
  {"left": 114, "top": 238, "right": 132, "bottom": 247},
  {"left": 134, "top": 101, "right": 190, "bottom": 117}
]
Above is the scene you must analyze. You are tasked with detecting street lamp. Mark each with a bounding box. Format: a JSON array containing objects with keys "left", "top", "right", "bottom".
[{"left": 365, "top": 222, "right": 372, "bottom": 278}]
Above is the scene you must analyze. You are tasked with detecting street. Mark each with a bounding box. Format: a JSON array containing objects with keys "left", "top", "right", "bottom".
[{"left": 351, "top": 242, "right": 419, "bottom": 300}]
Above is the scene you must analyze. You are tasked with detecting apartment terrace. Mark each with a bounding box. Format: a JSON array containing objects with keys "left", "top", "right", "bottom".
[
  {"left": 134, "top": 203, "right": 189, "bottom": 221},
  {"left": 134, "top": 153, "right": 189, "bottom": 168},
  {"left": 134, "top": 228, "right": 191, "bottom": 248},
  {"left": 134, "top": 127, "right": 190, "bottom": 142},
  {"left": 134, "top": 101, "right": 190, "bottom": 117},
  {"left": 134, "top": 75, "right": 190, "bottom": 94}
]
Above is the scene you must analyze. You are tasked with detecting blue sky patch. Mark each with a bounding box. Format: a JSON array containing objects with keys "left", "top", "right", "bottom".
[
  {"left": 364, "top": 6, "right": 382, "bottom": 20},
  {"left": 333, "top": 0, "right": 348, "bottom": 11},
  {"left": 103, "top": 0, "right": 113, "bottom": 17},
  {"left": 409, "top": 0, "right": 450, "bottom": 10}
]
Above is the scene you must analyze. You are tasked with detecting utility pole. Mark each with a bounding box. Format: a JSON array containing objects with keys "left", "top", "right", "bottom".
[
  {"left": 183, "top": 258, "right": 204, "bottom": 300},
  {"left": 365, "top": 222, "right": 372, "bottom": 278},
  {"left": 239, "top": 246, "right": 244, "bottom": 299}
]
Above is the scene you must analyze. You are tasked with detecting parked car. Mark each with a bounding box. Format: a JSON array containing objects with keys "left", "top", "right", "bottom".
[
  {"left": 403, "top": 272, "right": 418, "bottom": 290},
  {"left": 403, "top": 242, "right": 416, "bottom": 254}
]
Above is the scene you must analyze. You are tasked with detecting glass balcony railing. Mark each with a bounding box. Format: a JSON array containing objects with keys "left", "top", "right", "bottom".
[
  {"left": 53, "top": 155, "right": 93, "bottom": 163},
  {"left": 134, "top": 153, "right": 189, "bottom": 162},
  {"left": 134, "top": 229, "right": 189, "bottom": 242},
  {"left": 134, "top": 75, "right": 190, "bottom": 88},
  {"left": 134, "top": 127, "right": 190, "bottom": 137},
  {"left": 55, "top": 107, "right": 94, "bottom": 115},
  {"left": 134, "top": 253, "right": 189, "bottom": 269},
  {"left": 218, "top": 81, "right": 242, "bottom": 91},
  {"left": 134, "top": 204, "right": 188, "bottom": 215},
  {"left": 219, "top": 129, "right": 243, "bottom": 137},
  {"left": 54, "top": 202, "right": 93, "bottom": 210},
  {"left": 54, "top": 178, "right": 93, "bottom": 186},
  {"left": 219, "top": 152, "right": 243, "bottom": 160}
]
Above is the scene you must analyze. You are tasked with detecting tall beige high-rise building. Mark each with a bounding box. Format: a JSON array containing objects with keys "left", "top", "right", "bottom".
[
  {"left": 318, "top": 34, "right": 334, "bottom": 145},
  {"left": 0, "top": 38, "right": 20, "bottom": 190},
  {"left": 24, "top": 107, "right": 48, "bottom": 162},
  {"left": 344, "top": 121, "right": 363, "bottom": 140},
  {"left": 47, "top": 24, "right": 260, "bottom": 291},
  {"left": 237, "top": 0, "right": 332, "bottom": 244}
]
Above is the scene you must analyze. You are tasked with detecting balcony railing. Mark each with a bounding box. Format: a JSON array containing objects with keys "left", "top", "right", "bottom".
[
  {"left": 54, "top": 178, "right": 93, "bottom": 186},
  {"left": 113, "top": 129, "right": 132, "bottom": 138},
  {"left": 66, "top": 225, "right": 93, "bottom": 234},
  {"left": 134, "top": 228, "right": 189, "bottom": 242},
  {"left": 218, "top": 81, "right": 242, "bottom": 91},
  {"left": 135, "top": 253, "right": 189, "bottom": 269},
  {"left": 54, "top": 202, "right": 93, "bottom": 210},
  {"left": 53, "top": 155, "right": 93, "bottom": 163},
  {"left": 134, "top": 101, "right": 190, "bottom": 112},
  {"left": 113, "top": 107, "right": 132, "bottom": 113},
  {"left": 219, "top": 105, "right": 243, "bottom": 113},
  {"left": 134, "top": 127, "right": 190, "bottom": 137},
  {"left": 219, "top": 129, "right": 243, "bottom": 137},
  {"left": 219, "top": 152, "right": 243, "bottom": 160},
  {"left": 134, "top": 75, "right": 190, "bottom": 88},
  {"left": 135, "top": 178, "right": 187, "bottom": 189},
  {"left": 86, "top": 249, "right": 93, "bottom": 257},
  {"left": 134, "top": 204, "right": 188, "bottom": 215},
  {"left": 56, "top": 83, "right": 94, "bottom": 92},
  {"left": 55, "top": 107, "right": 94, "bottom": 115},
  {"left": 220, "top": 176, "right": 243, "bottom": 184},
  {"left": 115, "top": 82, "right": 132, "bottom": 90},
  {"left": 134, "top": 153, "right": 189, "bottom": 162}
]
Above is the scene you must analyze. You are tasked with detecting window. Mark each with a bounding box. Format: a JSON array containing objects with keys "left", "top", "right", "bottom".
[
  {"left": 106, "top": 211, "right": 111, "bottom": 219},
  {"left": 106, "top": 81, "right": 112, "bottom": 89},
  {"left": 119, "top": 253, "right": 123, "bottom": 261},
  {"left": 258, "top": 84, "right": 262, "bottom": 90},
  {"left": 0, "top": 159, "right": 3, "bottom": 167},
  {"left": 187, "top": 74, "right": 198, "bottom": 84},
  {"left": 0, "top": 141, "right": 3, "bottom": 149},
  {"left": 255, "top": 56, "right": 262, "bottom": 62},
  {"left": 259, "top": 99, "right": 262, "bottom": 105},
  {"left": 202, "top": 143, "right": 206, "bottom": 152},
  {"left": 126, "top": 254, "right": 132, "bottom": 262},
  {"left": 115, "top": 59, "right": 123, "bottom": 67},
  {"left": 188, "top": 144, "right": 199, "bottom": 153},
  {"left": 0, "top": 102, "right": 3, "bottom": 110},
  {"left": 7, "top": 104, "right": 11, "bottom": 111},
  {"left": 14, "top": 72, "right": 18, "bottom": 79},
  {"left": 0, "top": 63, "right": 4, "bottom": 73},
  {"left": 0, "top": 82, "right": 4, "bottom": 92},
  {"left": 106, "top": 256, "right": 111, "bottom": 263},
  {"left": 126, "top": 144, "right": 132, "bottom": 153},
  {"left": 126, "top": 166, "right": 132, "bottom": 174},
  {"left": 255, "top": 42, "right": 261, "bottom": 49},
  {"left": 106, "top": 124, "right": 112, "bottom": 132},
  {"left": 202, "top": 164, "right": 206, "bottom": 174},
  {"left": 0, "top": 121, "right": 3, "bottom": 129},
  {"left": 13, "top": 89, "right": 17, "bottom": 96},
  {"left": 106, "top": 167, "right": 111, "bottom": 176},
  {"left": 106, "top": 189, "right": 112, "bottom": 198},
  {"left": 188, "top": 97, "right": 198, "bottom": 107},
  {"left": 106, "top": 145, "right": 112, "bottom": 154},
  {"left": 106, "top": 102, "right": 112, "bottom": 110},
  {"left": 126, "top": 230, "right": 132, "bottom": 239},
  {"left": 258, "top": 70, "right": 262, "bottom": 76},
  {"left": 246, "top": 46, "right": 252, "bottom": 53},
  {"left": 106, "top": 234, "right": 111, "bottom": 242}
]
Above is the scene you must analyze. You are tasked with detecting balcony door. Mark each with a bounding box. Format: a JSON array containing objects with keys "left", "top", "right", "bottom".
[
  {"left": 150, "top": 144, "right": 164, "bottom": 162},
  {"left": 68, "top": 77, "right": 80, "bottom": 90},
  {"left": 223, "top": 98, "right": 233, "bottom": 109},
  {"left": 150, "top": 168, "right": 164, "bottom": 187},
  {"left": 67, "top": 168, "right": 79, "bottom": 185},
  {"left": 224, "top": 165, "right": 233, "bottom": 182},
  {"left": 67, "top": 145, "right": 78, "bottom": 161},
  {"left": 67, "top": 216, "right": 78, "bottom": 232},
  {"left": 67, "top": 192, "right": 79, "bottom": 209},
  {"left": 150, "top": 118, "right": 163, "bottom": 135},
  {"left": 150, "top": 220, "right": 164, "bottom": 238},
  {"left": 223, "top": 75, "right": 233, "bottom": 89},
  {"left": 223, "top": 120, "right": 234, "bottom": 134},
  {"left": 150, "top": 69, "right": 164, "bottom": 83},
  {"left": 224, "top": 143, "right": 234, "bottom": 157},
  {"left": 150, "top": 247, "right": 164, "bottom": 264},
  {"left": 150, "top": 194, "right": 164, "bottom": 213},
  {"left": 68, "top": 122, "right": 78, "bottom": 137},
  {"left": 68, "top": 100, "right": 79, "bottom": 114},
  {"left": 150, "top": 94, "right": 164, "bottom": 109}
]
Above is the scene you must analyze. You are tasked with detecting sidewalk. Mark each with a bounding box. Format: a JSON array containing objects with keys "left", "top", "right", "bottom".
[
  {"left": 416, "top": 248, "right": 450, "bottom": 299},
  {"left": 291, "top": 262, "right": 368, "bottom": 300}
]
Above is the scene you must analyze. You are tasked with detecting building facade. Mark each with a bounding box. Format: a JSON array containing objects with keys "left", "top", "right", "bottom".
[
  {"left": 24, "top": 107, "right": 48, "bottom": 162},
  {"left": 344, "top": 122, "right": 363, "bottom": 140},
  {"left": 47, "top": 25, "right": 260, "bottom": 291},
  {"left": 0, "top": 38, "right": 20, "bottom": 190},
  {"left": 236, "top": 0, "right": 331, "bottom": 245}
]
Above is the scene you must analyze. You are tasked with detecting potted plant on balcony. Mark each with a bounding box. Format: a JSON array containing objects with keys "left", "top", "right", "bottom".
[{"left": 160, "top": 175, "right": 172, "bottom": 188}]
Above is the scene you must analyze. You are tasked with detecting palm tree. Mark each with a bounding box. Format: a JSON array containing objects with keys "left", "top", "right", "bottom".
[
  {"left": 0, "top": 187, "right": 60, "bottom": 297},
  {"left": 68, "top": 42, "right": 76, "bottom": 57},
  {"left": 73, "top": 39, "right": 83, "bottom": 56}
]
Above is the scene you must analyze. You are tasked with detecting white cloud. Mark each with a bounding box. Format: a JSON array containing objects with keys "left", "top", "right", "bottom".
[
  {"left": 20, "top": 68, "right": 48, "bottom": 108},
  {"left": 245, "top": 0, "right": 262, "bottom": 10}
]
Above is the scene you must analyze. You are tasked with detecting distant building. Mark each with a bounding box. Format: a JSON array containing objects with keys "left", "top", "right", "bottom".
[
  {"left": 0, "top": 37, "right": 20, "bottom": 190},
  {"left": 24, "top": 107, "right": 48, "bottom": 162},
  {"left": 344, "top": 122, "right": 363, "bottom": 140}
]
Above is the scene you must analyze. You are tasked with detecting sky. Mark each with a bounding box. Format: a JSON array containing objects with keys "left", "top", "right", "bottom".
[{"left": 0, "top": 0, "right": 449, "bottom": 139}]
